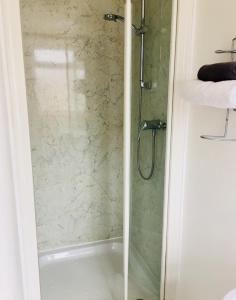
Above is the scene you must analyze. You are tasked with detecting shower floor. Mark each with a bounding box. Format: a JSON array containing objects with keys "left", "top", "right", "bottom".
[{"left": 39, "top": 239, "right": 157, "bottom": 300}]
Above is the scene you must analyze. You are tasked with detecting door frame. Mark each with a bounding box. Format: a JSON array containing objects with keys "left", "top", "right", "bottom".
[
  {"left": 0, "top": 1, "right": 41, "bottom": 299},
  {"left": 123, "top": 1, "right": 132, "bottom": 300},
  {"left": 0, "top": 0, "right": 196, "bottom": 299},
  {"left": 163, "top": 0, "right": 196, "bottom": 299}
]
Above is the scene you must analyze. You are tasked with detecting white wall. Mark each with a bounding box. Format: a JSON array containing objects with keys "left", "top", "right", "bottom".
[{"left": 176, "top": 1, "right": 236, "bottom": 299}]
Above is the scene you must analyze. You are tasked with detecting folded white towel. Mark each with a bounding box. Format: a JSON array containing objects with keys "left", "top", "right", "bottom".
[
  {"left": 178, "top": 80, "right": 236, "bottom": 109},
  {"left": 224, "top": 289, "right": 236, "bottom": 300}
]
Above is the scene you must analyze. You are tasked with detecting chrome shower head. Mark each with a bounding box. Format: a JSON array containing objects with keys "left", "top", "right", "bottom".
[
  {"left": 104, "top": 13, "right": 141, "bottom": 35},
  {"left": 104, "top": 14, "right": 125, "bottom": 22}
]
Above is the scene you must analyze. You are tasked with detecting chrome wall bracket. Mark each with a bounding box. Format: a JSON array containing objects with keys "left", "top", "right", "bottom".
[
  {"left": 201, "top": 109, "right": 236, "bottom": 141},
  {"left": 215, "top": 37, "right": 236, "bottom": 60}
]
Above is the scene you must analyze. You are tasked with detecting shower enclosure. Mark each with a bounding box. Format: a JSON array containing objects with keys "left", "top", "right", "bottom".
[{"left": 18, "top": 0, "right": 173, "bottom": 299}]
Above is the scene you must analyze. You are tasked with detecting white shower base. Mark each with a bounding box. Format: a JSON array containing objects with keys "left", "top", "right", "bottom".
[{"left": 39, "top": 239, "right": 157, "bottom": 300}]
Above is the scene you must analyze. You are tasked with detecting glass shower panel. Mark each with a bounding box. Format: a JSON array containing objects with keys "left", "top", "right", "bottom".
[
  {"left": 20, "top": 1, "right": 125, "bottom": 299},
  {"left": 129, "top": 0, "right": 172, "bottom": 299}
]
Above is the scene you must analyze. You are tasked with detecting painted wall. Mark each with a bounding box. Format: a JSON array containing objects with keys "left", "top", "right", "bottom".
[
  {"left": 130, "top": 0, "right": 172, "bottom": 295},
  {"left": 176, "top": 1, "right": 236, "bottom": 299},
  {"left": 20, "top": 0, "right": 124, "bottom": 251}
]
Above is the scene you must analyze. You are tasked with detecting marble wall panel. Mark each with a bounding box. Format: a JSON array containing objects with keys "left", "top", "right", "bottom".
[{"left": 20, "top": 0, "right": 124, "bottom": 251}]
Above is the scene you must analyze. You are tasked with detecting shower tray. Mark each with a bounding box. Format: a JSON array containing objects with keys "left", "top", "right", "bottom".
[{"left": 38, "top": 238, "right": 156, "bottom": 300}]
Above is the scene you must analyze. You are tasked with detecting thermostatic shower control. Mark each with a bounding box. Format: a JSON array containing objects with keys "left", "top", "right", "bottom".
[
  {"left": 141, "top": 80, "right": 152, "bottom": 89},
  {"left": 140, "top": 120, "right": 167, "bottom": 131}
]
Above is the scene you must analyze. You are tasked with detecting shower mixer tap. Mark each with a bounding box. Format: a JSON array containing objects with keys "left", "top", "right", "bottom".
[
  {"left": 140, "top": 120, "right": 166, "bottom": 131},
  {"left": 141, "top": 80, "right": 152, "bottom": 89}
]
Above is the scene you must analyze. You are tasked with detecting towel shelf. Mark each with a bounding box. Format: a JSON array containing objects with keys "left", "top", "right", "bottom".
[{"left": 201, "top": 37, "right": 236, "bottom": 141}]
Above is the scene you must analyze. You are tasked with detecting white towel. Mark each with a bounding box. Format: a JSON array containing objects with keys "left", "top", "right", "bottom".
[
  {"left": 224, "top": 289, "right": 236, "bottom": 300},
  {"left": 178, "top": 80, "right": 236, "bottom": 109}
]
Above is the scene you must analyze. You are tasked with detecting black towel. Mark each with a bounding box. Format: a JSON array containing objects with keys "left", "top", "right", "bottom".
[{"left": 198, "top": 62, "right": 236, "bottom": 82}]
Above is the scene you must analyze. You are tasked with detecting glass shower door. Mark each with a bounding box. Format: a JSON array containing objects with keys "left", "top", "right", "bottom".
[{"left": 128, "top": 0, "right": 173, "bottom": 299}]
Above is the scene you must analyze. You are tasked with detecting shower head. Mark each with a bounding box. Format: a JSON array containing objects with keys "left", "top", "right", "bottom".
[
  {"left": 104, "top": 13, "right": 140, "bottom": 34},
  {"left": 104, "top": 14, "right": 125, "bottom": 22}
]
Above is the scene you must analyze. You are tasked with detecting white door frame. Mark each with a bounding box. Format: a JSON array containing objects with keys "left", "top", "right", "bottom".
[
  {"left": 163, "top": 0, "right": 196, "bottom": 299},
  {"left": 123, "top": 1, "right": 132, "bottom": 300},
  {"left": 0, "top": 1, "right": 41, "bottom": 299},
  {"left": 0, "top": 0, "right": 196, "bottom": 299}
]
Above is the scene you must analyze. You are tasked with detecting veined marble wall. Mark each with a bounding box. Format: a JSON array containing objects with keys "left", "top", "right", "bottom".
[
  {"left": 130, "top": 0, "right": 172, "bottom": 296},
  {"left": 20, "top": 0, "right": 124, "bottom": 251}
]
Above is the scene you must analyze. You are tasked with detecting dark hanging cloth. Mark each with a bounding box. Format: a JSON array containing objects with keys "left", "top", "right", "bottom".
[{"left": 198, "top": 62, "right": 236, "bottom": 82}]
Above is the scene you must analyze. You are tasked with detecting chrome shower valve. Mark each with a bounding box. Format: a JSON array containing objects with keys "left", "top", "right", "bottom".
[
  {"left": 140, "top": 120, "right": 167, "bottom": 131},
  {"left": 141, "top": 80, "right": 152, "bottom": 89}
]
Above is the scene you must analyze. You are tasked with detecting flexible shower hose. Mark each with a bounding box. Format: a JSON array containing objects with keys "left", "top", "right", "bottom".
[{"left": 137, "top": 87, "right": 157, "bottom": 180}]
